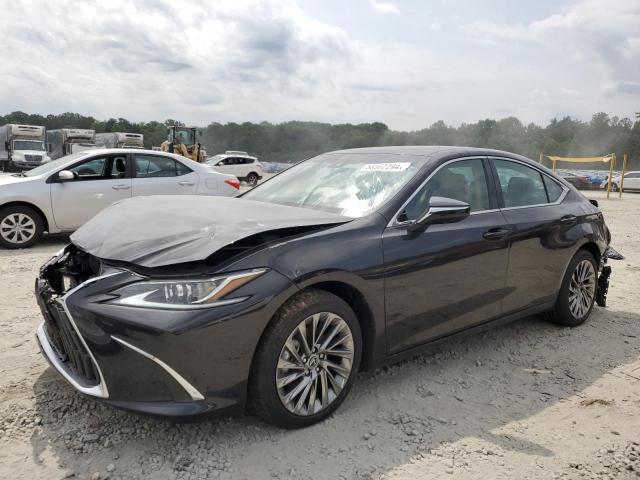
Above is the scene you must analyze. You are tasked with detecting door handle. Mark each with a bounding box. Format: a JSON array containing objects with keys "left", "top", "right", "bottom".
[
  {"left": 483, "top": 227, "right": 511, "bottom": 240},
  {"left": 112, "top": 184, "right": 130, "bottom": 190},
  {"left": 178, "top": 181, "right": 195, "bottom": 186},
  {"left": 560, "top": 215, "right": 577, "bottom": 225}
]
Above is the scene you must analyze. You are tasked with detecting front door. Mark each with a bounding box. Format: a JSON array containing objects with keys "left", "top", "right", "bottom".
[
  {"left": 383, "top": 157, "right": 511, "bottom": 354},
  {"left": 50, "top": 154, "right": 132, "bottom": 230}
]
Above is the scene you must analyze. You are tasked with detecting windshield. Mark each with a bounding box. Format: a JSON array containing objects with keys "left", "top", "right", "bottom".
[
  {"left": 22, "top": 152, "right": 87, "bottom": 177},
  {"left": 243, "top": 153, "right": 422, "bottom": 217},
  {"left": 171, "top": 127, "right": 195, "bottom": 145},
  {"left": 13, "top": 140, "right": 45, "bottom": 151}
]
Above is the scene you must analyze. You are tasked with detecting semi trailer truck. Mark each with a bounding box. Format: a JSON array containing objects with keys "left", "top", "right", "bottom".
[
  {"left": 95, "top": 132, "right": 144, "bottom": 149},
  {"left": 0, "top": 124, "right": 51, "bottom": 171},
  {"left": 46, "top": 129, "right": 99, "bottom": 159}
]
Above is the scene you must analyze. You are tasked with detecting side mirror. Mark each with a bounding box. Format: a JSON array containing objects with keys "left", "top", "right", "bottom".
[
  {"left": 58, "top": 170, "right": 75, "bottom": 181},
  {"left": 408, "top": 196, "right": 470, "bottom": 232}
]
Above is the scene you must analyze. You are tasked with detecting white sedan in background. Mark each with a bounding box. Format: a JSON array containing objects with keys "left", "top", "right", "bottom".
[
  {"left": 603, "top": 171, "right": 640, "bottom": 192},
  {"left": 0, "top": 149, "right": 240, "bottom": 248}
]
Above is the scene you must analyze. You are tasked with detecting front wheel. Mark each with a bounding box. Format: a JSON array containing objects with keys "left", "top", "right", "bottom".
[
  {"left": 249, "top": 289, "right": 362, "bottom": 429},
  {"left": 546, "top": 250, "right": 598, "bottom": 327},
  {"left": 0, "top": 205, "right": 44, "bottom": 249},
  {"left": 610, "top": 183, "right": 618, "bottom": 192}
]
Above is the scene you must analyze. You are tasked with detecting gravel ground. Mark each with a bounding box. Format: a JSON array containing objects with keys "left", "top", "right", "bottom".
[{"left": 0, "top": 189, "right": 638, "bottom": 480}]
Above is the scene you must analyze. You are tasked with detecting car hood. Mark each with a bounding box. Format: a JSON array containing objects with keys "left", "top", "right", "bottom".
[
  {"left": 0, "top": 174, "right": 36, "bottom": 186},
  {"left": 71, "top": 195, "right": 351, "bottom": 268}
]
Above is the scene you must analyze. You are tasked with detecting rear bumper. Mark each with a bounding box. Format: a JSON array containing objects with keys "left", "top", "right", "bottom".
[{"left": 596, "top": 246, "right": 623, "bottom": 308}]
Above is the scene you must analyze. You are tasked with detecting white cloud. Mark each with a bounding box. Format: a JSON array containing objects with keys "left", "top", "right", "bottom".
[
  {"left": 368, "top": 0, "right": 399, "bottom": 15},
  {"left": 462, "top": 0, "right": 640, "bottom": 92},
  {"left": 0, "top": 0, "right": 637, "bottom": 130},
  {"left": 0, "top": 0, "right": 357, "bottom": 124}
]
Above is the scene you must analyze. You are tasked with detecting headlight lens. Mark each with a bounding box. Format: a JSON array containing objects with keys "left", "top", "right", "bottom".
[{"left": 109, "top": 269, "right": 266, "bottom": 309}]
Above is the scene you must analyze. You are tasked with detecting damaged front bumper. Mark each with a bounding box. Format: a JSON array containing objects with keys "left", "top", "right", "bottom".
[
  {"left": 34, "top": 247, "right": 297, "bottom": 418},
  {"left": 595, "top": 246, "right": 624, "bottom": 307}
]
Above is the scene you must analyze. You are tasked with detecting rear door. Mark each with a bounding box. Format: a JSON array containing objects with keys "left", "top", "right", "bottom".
[
  {"left": 383, "top": 157, "right": 511, "bottom": 354},
  {"left": 50, "top": 154, "right": 132, "bottom": 230},
  {"left": 131, "top": 153, "right": 198, "bottom": 195},
  {"left": 490, "top": 157, "right": 576, "bottom": 313}
]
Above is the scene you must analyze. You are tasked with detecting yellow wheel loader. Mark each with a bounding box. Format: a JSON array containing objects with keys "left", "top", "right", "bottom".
[{"left": 160, "top": 125, "right": 204, "bottom": 162}]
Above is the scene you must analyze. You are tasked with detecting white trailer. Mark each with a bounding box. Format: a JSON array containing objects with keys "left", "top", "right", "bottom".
[
  {"left": 46, "top": 129, "right": 99, "bottom": 160},
  {"left": 0, "top": 124, "right": 51, "bottom": 171},
  {"left": 95, "top": 132, "right": 144, "bottom": 149}
]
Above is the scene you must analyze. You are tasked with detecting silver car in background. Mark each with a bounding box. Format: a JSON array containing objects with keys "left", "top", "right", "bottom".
[{"left": 0, "top": 148, "right": 240, "bottom": 248}]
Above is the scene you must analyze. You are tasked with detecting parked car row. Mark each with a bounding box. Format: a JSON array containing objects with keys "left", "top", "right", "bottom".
[{"left": 556, "top": 170, "right": 606, "bottom": 190}]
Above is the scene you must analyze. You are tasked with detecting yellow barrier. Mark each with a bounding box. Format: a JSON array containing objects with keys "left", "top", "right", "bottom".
[{"left": 541, "top": 154, "right": 628, "bottom": 199}]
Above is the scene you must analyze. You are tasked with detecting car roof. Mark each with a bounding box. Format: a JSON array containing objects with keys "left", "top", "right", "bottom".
[
  {"left": 209, "top": 153, "right": 257, "bottom": 159},
  {"left": 327, "top": 145, "right": 533, "bottom": 165},
  {"left": 73, "top": 148, "right": 197, "bottom": 163}
]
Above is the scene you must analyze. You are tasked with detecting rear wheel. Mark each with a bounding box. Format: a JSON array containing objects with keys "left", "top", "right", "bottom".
[
  {"left": 245, "top": 172, "right": 259, "bottom": 186},
  {"left": 249, "top": 289, "right": 362, "bottom": 429},
  {"left": 0, "top": 205, "right": 44, "bottom": 249},
  {"left": 546, "top": 250, "right": 598, "bottom": 327}
]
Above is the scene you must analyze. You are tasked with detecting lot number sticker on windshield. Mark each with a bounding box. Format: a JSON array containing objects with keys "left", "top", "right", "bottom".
[{"left": 360, "top": 162, "right": 411, "bottom": 172}]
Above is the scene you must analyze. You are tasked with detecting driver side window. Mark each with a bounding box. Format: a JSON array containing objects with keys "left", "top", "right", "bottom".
[
  {"left": 68, "top": 155, "right": 128, "bottom": 181},
  {"left": 399, "top": 159, "right": 490, "bottom": 221}
]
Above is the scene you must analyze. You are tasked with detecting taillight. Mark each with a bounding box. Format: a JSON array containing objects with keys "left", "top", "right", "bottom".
[{"left": 225, "top": 178, "right": 240, "bottom": 190}]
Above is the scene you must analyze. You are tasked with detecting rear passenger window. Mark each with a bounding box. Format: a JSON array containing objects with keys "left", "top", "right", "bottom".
[
  {"left": 135, "top": 154, "right": 189, "bottom": 178},
  {"left": 494, "top": 160, "right": 548, "bottom": 208},
  {"left": 543, "top": 175, "right": 563, "bottom": 202}
]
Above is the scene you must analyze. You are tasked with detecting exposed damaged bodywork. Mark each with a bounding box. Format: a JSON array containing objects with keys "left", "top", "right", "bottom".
[{"left": 70, "top": 195, "right": 351, "bottom": 269}]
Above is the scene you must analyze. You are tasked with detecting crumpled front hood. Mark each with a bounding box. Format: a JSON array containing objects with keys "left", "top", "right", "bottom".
[{"left": 71, "top": 195, "right": 351, "bottom": 268}]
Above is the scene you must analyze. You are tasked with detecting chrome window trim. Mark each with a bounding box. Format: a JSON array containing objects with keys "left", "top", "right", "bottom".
[
  {"left": 489, "top": 156, "right": 570, "bottom": 211},
  {"left": 388, "top": 156, "right": 494, "bottom": 228},
  {"left": 37, "top": 271, "right": 121, "bottom": 399},
  {"left": 111, "top": 336, "right": 205, "bottom": 401}
]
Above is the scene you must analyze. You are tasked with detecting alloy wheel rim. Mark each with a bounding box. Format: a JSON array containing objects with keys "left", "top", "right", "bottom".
[
  {"left": 568, "top": 259, "right": 596, "bottom": 318},
  {"left": 276, "top": 312, "right": 354, "bottom": 416},
  {"left": 0, "top": 213, "right": 36, "bottom": 244}
]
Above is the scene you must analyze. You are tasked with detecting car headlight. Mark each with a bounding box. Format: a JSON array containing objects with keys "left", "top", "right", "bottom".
[{"left": 108, "top": 269, "right": 266, "bottom": 310}]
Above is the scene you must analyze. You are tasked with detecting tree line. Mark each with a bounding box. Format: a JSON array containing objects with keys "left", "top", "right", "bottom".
[{"left": 1, "top": 111, "right": 638, "bottom": 169}]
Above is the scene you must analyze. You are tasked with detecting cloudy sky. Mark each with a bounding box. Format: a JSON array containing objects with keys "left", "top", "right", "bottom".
[{"left": 0, "top": 0, "right": 638, "bottom": 129}]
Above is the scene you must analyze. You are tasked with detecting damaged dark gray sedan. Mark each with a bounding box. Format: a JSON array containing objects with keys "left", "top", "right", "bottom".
[{"left": 35, "top": 146, "right": 620, "bottom": 429}]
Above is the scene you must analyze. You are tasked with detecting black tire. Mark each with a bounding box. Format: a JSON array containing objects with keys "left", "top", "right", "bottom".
[
  {"left": 0, "top": 205, "right": 44, "bottom": 249},
  {"left": 546, "top": 250, "right": 598, "bottom": 327},
  {"left": 245, "top": 172, "right": 259, "bottom": 186},
  {"left": 610, "top": 183, "right": 618, "bottom": 192},
  {"left": 249, "top": 289, "right": 362, "bottom": 429}
]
